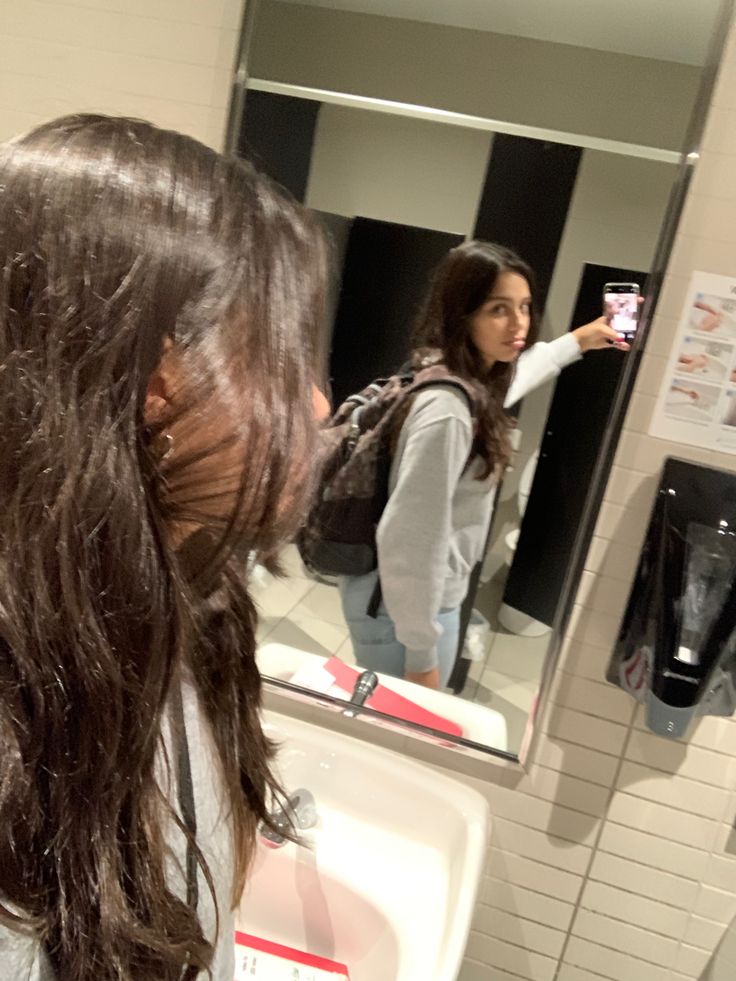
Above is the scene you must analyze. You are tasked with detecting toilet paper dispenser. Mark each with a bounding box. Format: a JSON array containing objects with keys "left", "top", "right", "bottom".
[{"left": 608, "top": 456, "right": 736, "bottom": 739}]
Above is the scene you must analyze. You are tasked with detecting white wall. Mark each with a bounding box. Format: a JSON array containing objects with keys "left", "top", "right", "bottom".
[
  {"left": 251, "top": 1, "right": 701, "bottom": 151},
  {"left": 306, "top": 104, "right": 491, "bottom": 234},
  {"left": 0, "top": 0, "right": 244, "bottom": 149},
  {"left": 268, "top": 13, "right": 736, "bottom": 981}
]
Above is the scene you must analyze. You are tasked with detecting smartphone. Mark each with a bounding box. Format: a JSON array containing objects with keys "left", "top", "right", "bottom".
[{"left": 603, "top": 282, "right": 640, "bottom": 343}]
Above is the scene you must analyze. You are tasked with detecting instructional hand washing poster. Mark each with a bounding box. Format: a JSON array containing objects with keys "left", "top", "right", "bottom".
[{"left": 649, "top": 270, "right": 736, "bottom": 454}]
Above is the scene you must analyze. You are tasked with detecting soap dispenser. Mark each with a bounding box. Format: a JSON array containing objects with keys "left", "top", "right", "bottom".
[{"left": 608, "top": 457, "right": 736, "bottom": 738}]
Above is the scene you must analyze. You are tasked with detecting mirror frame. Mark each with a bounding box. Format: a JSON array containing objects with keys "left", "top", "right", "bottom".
[{"left": 226, "top": 0, "right": 736, "bottom": 766}]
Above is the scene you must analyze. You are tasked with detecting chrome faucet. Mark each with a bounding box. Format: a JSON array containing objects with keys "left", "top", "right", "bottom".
[
  {"left": 343, "top": 670, "right": 379, "bottom": 718},
  {"left": 259, "top": 788, "right": 318, "bottom": 847}
]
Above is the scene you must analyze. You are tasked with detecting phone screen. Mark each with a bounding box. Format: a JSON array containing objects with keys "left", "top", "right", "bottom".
[{"left": 604, "top": 290, "right": 639, "bottom": 340}]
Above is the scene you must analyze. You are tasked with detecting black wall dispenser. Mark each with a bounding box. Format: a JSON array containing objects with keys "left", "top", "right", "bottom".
[{"left": 609, "top": 457, "right": 736, "bottom": 739}]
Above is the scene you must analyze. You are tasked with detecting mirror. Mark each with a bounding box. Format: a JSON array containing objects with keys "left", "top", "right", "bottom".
[{"left": 231, "top": 0, "right": 730, "bottom": 759}]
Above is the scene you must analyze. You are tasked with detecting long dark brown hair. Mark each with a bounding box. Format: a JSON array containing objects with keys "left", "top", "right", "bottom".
[
  {"left": 0, "top": 115, "right": 326, "bottom": 979},
  {"left": 412, "top": 240, "right": 540, "bottom": 478}
]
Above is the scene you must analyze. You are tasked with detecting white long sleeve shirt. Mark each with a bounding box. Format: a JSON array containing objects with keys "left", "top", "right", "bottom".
[{"left": 375, "top": 333, "right": 582, "bottom": 673}]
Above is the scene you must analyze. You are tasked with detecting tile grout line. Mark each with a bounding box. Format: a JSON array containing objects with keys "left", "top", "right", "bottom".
[{"left": 551, "top": 704, "right": 641, "bottom": 981}]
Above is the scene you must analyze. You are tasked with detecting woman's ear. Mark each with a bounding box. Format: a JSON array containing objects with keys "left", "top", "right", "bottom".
[{"left": 145, "top": 338, "right": 177, "bottom": 425}]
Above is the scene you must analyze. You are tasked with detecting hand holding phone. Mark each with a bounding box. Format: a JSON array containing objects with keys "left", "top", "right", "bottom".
[
  {"left": 572, "top": 318, "right": 630, "bottom": 352},
  {"left": 603, "top": 282, "right": 640, "bottom": 342}
]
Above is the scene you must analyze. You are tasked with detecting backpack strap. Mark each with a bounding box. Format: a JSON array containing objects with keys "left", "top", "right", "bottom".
[
  {"left": 367, "top": 577, "right": 383, "bottom": 619},
  {"left": 407, "top": 375, "right": 478, "bottom": 419}
]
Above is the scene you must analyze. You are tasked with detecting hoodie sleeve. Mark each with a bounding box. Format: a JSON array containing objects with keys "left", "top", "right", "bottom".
[
  {"left": 0, "top": 921, "right": 54, "bottom": 981},
  {"left": 375, "top": 388, "right": 473, "bottom": 674},
  {"left": 505, "top": 333, "right": 582, "bottom": 408}
]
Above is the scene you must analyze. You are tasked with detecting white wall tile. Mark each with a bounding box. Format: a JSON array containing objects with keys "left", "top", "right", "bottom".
[
  {"left": 694, "top": 885, "right": 736, "bottom": 923},
  {"left": 490, "top": 817, "right": 592, "bottom": 875},
  {"left": 472, "top": 904, "right": 566, "bottom": 958},
  {"left": 687, "top": 716, "right": 736, "bottom": 757},
  {"left": 607, "top": 792, "right": 720, "bottom": 851},
  {"left": 523, "top": 764, "right": 611, "bottom": 817},
  {"left": 564, "top": 937, "right": 671, "bottom": 981},
  {"left": 481, "top": 877, "right": 575, "bottom": 932},
  {"left": 684, "top": 916, "right": 729, "bottom": 951},
  {"left": 485, "top": 848, "right": 584, "bottom": 904},
  {"left": 594, "top": 500, "right": 650, "bottom": 549},
  {"left": 464, "top": 932, "right": 557, "bottom": 981},
  {"left": 549, "top": 672, "right": 634, "bottom": 726},
  {"left": 0, "top": 0, "right": 241, "bottom": 148},
  {"left": 598, "top": 822, "right": 710, "bottom": 880},
  {"left": 534, "top": 734, "right": 621, "bottom": 786},
  {"left": 623, "top": 392, "right": 658, "bottom": 434},
  {"left": 704, "top": 854, "right": 736, "bottom": 892},
  {"left": 604, "top": 466, "right": 657, "bottom": 508},
  {"left": 589, "top": 851, "right": 701, "bottom": 908},
  {"left": 575, "top": 570, "right": 633, "bottom": 617},
  {"left": 626, "top": 729, "right": 736, "bottom": 788},
  {"left": 544, "top": 705, "right": 628, "bottom": 757},
  {"left": 580, "top": 879, "right": 690, "bottom": 939},
  {"left": 572, "top": 907, "right": 680, "bottom": 968},
  {"left": 557, "top": 638, "right": 612, "bottom": 684},
  {"left": 556, "top": 968, "right": 602, "bottom": 981},
  {"left": 457, "top": 961, "right": 531, "bottom": 981},
  {"left": 584, "top": 535, "right": 640, "bottom": 583},
  {"left": 476, "top": 782, "right": 600, "bottom": 846},
  {"left": 616, "top": 761, "right": 732, "bottom": 820},
  {"left": 676, "top": 943, "right": 713, "bottom": 977}
]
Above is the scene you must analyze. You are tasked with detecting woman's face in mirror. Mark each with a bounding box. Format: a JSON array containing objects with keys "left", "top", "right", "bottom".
[{"left": 468, "top": 270, "right": 532, "bottom": 369}]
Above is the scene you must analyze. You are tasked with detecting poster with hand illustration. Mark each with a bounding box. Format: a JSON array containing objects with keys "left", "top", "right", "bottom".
[{"left": 650, "top": 271, "right": 736, "bottom": 454}]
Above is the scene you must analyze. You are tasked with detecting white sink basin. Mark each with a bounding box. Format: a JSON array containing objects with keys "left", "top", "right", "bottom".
[{"left": 237, "top": 710, "right": 489, "bottom": 981}]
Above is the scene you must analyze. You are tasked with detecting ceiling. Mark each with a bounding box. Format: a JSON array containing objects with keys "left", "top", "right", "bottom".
[{"left": 276, "top": 0, "right": 724, "bottom": 66}]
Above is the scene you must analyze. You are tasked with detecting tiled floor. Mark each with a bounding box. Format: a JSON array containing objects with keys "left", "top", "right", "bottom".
[
  {"left": 253, "top": 544, "right": 548, "bottom": 754},
  {"left": 253, "top": 547, "right": 356, "bottom": 665}
]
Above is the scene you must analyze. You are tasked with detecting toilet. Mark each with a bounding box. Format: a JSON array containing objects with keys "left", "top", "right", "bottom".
[{"left": 498, "top": 448, "right": 552, "bottom": 638}]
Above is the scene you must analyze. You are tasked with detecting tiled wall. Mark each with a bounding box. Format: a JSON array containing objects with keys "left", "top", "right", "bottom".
[
  {"left": 0, "top": 0, "right": 243, "bottom": 149},
  {"left": 268, "top": 12, "right": 736, "bottom": 981}
]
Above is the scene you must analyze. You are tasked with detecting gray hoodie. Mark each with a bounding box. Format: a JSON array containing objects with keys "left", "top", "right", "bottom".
[{"left": 376, "top": 334, "right": 582, "bottom": 673}]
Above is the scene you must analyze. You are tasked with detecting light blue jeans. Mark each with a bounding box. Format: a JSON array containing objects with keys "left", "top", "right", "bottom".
[{"left": 338, "top": 569, "right": 460, "bottom": 688}]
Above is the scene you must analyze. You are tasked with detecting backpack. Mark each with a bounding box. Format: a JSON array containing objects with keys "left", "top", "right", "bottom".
[{"left": 297, "top": 363, "right": 478, "bottom": 586}]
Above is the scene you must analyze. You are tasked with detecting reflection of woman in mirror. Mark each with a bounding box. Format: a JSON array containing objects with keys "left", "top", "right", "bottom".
[
  {"left": 0, "top": 115, "right": 326, "bottom": 980},
  {"left": 339, "top": 241, "right": 626, "bottom": 690}
]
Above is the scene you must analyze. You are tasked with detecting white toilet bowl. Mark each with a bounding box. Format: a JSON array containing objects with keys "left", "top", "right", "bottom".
[
  {"left": 500, "top": 448, "right": 551, "bottom": 638},
  {"left": 504, "top": 449, "right": 538, "bottom": 563}
]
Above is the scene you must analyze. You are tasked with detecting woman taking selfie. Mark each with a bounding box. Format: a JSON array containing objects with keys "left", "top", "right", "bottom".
[
  {"left": 0, "top": 114, "right": 326, "bottom": 980},
  {"left": 339, "top": 240, "right": 626, "bottom": 690}
]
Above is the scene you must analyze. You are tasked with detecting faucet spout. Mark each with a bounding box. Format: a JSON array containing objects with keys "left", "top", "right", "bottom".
[{"left": 343, "top": 670, "right": 379, "bottom": 717}]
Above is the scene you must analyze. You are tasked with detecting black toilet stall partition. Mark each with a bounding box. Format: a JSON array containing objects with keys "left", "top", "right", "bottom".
[
  {"left": 328, "top": 218, "right": 464, "bottom": 406},
  {"left": 501, "top": 262, "right": 648, "bottom": 628}
]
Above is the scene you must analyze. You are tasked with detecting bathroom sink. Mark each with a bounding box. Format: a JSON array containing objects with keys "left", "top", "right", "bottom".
[{"left": 237, "top": 710, "right": 489, "bottom": 981}]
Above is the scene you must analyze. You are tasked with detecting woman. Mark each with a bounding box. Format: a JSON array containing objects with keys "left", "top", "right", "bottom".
[
  {"left": 0, "top": 115, "right": 326, "bottom": 980},
  {"left": 339, "top": 241, "right": 626, "bottom": 690}
]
